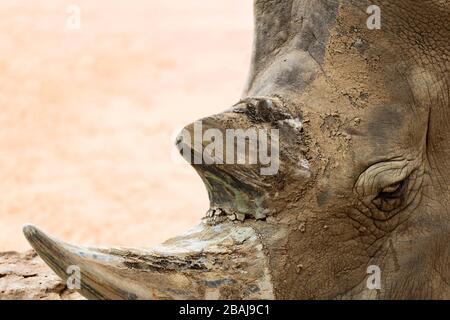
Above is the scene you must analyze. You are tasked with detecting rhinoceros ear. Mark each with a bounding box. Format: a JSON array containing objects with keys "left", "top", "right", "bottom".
[{"left": 245, "top": 0, "right": 340, "bottom": 92}]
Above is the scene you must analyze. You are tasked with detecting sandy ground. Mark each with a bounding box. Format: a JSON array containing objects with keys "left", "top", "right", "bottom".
[{"left": 0, "top": 1, "right": 253, "bottom": 251}]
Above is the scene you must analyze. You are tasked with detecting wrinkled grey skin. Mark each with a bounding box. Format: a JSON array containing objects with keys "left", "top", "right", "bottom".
[
  {"left": 24, "top": 0, "right": 449, "bottom": 299},
  {"left": 186, "top": 0, "right": 450, "bottom": 299}
]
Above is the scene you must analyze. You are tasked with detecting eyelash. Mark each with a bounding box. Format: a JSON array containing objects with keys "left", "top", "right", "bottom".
[
  {"left": 372, "top": 178, "right": 409, "bottom": 212},
  {"left": 378, "top": 179, "right": 407, "bottom": 199}
]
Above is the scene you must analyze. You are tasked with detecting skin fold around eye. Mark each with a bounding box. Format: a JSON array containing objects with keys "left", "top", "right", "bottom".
[{"left": 354, "top": 159, "right": 415, "bottom": 200}]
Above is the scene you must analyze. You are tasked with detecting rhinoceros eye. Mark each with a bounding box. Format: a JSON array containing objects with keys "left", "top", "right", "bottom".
[
  {"left": 354, "top": 159, "right": 423, "bottom": 218},
  {"left": 379, "top": 180, "right": 406, "bottom": 198},
  {"left": 373, "top": 179, "right": 408, "bottom": 211}
]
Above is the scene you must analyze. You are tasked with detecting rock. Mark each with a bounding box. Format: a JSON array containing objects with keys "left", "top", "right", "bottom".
[{"left": 0, "top": 250, "right": 83, "bottom": 300}]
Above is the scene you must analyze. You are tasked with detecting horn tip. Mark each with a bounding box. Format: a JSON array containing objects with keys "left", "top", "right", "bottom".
[
  {"left": 22, "top": 223, "right": 56, "bottom": 253},
  {"left": 22, "top": 223, "right": 39, "bottom": 240}
]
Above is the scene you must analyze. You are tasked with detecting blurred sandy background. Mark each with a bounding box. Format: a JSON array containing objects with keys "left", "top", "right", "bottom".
[{"left": 0, "top": 1, "right": 253, "bottom": 251}]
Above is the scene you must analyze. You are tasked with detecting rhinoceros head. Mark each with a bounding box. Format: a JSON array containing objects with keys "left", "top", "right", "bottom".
[{"left": 24, "top": 0, "right": 449, "bottom": 299}]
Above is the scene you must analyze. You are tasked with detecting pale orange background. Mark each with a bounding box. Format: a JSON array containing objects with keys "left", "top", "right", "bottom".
[{"left": 0, "top": 1, "right": 253, "bottom": 251}]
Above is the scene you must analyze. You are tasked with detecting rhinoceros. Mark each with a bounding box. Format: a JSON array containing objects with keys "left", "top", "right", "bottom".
[{"left": 24, "top": 0, "right": 449, "bottom": 299}]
